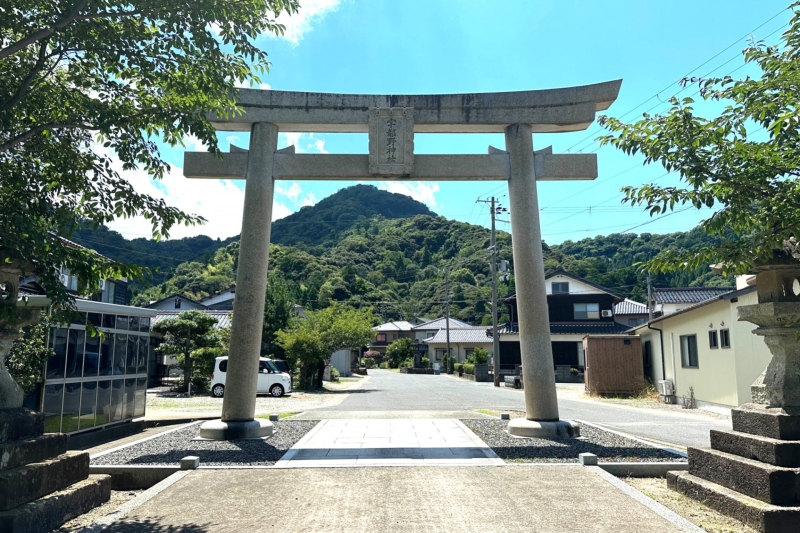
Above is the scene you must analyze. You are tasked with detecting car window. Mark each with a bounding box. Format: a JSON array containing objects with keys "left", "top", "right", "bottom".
[
  {"left": 265, "top": 361, "right": 280, "bottom": 373},
  {"left": 219, "top": 360, "right": 227, "bottom": 372}
]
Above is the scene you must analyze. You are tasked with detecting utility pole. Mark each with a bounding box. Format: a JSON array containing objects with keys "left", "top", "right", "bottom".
[
  {"left": 647, "top": 272, "right": 653, "bottom": 322},
  {"left": 444, "top": 267, "right": 451, "bottom": 372},
  {"left": 477, "top": 196, "right": 508, "bottom": 386}
]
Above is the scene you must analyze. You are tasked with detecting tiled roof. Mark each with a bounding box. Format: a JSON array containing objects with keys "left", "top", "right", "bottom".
[
  {"left": 146, "top": 294, "right": 208, "bottom": 310},
  {"left": 494, "top": 321, "right": 630, "bottom": 335},
  {"left": 629, "top": 285, "right": 757, "bottom": 331},
  {"left": 373, "top": 321, "right": 416, "bottom": 332},
  {"left": 151, "top": 310, "right": 231, "bottom": 330},
  {"left": 423, "top": 327, "right": 493, "bottom": 344},
  {"left": 614, "top": 299, "right": 648, "bottom": 315},
  {"left": 653, "top": 287, "right": 734, "bottom": 304},
  {"left": 412, "top": 317, "right": 471, "bottom": 330}
]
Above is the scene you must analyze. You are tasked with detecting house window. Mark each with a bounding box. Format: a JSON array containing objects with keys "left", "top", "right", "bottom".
[
  {"left": 574, "top": 303, "right": 600, "bottom": 320},
  {"left": 376, "top": 334, "right": 386, "bottom": 342},
  {"left": 434, "top": 349, "right": 446, "bottom": 360},
  {"left": 720, "top": 329, "right": 731, "bottom": 348},
  {"left": 708, "top": 330, "right": 718, "bottom": 349},
  {"left": 680, "top": 334, "right": 699, "bottom": 368},
  {"left": 465, "top": 348, "right": 474, "bottom": 358},
  {"left": 552, "top": 282, "right": 569, "bottom": 294},
  {"left": 391, "top": 333, "right": 397, "bottom": 341}
]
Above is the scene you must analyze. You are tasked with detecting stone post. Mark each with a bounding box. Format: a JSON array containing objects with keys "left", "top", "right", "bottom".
[
  {"left": 504, "top": 124, "right": 578, "bottom": 438},
  {"left": 668, "top": 259, "right": 800, "bottom": 532},
  {"left": 199, "top": 122, "right": 278, "bottom": 440}
]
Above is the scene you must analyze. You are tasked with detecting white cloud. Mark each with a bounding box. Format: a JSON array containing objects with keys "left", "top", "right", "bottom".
[
  {"left": 233, "top": 80, "right": 271, "bottom": 90},
  {"left": 379, "top": 182, "right": 440, "bottom": 208},
  {"left": 277, "top": 132, "right": 328, "bottom": 154},
  {"left": 101, "top": 146, "right": 292, "bottom": 240},
  {"left": 301, "top": 192, "right": 317, "bottom": 207},
  {"left": 275, "top": 0, "right": 340, "bottom": 45},
  {"left": 276, "top": 182, "right": 303, "bottom": 199}
]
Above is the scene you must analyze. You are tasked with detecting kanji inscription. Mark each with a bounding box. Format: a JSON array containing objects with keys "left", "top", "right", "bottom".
[{"left": 369, "top": 107, "right": 414, "bottom": 176}]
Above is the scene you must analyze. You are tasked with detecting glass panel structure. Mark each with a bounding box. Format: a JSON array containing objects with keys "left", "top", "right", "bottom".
[
  {"left": 39, "top": 310, "right": 152, "bottom": 434},
  {"left": 65, "top": 329, "right": 85, "bottom": 379},
  {"left": 42, "top": 384, "right": 63, "bottom": 433},
  {"left": 61, "top": 382, "right": 81, "bottom": 433},
  {"left": 79, "top": 381, "right": 97, "bottom": 430}
]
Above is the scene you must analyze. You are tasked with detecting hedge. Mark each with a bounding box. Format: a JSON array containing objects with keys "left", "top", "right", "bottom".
[
  {"left": 454, "top": 363, "right": 464, "bottom": 374},
  {"left": 463, "top": 364, "right": 475, "bottom": 375}
]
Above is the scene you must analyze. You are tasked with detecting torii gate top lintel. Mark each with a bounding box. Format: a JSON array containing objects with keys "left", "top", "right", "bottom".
[{"left": 210, "top": 79, "right": 622, "bottom": 133}]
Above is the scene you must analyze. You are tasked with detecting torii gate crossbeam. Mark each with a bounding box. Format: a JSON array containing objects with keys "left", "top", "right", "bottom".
[{"left": 186, "top": 81, "right": 622, "bottom": 440}]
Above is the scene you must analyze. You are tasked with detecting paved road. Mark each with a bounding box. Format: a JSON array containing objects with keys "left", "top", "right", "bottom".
[{"left": 320, "top": 370, "right": 730, "bottom": 449}]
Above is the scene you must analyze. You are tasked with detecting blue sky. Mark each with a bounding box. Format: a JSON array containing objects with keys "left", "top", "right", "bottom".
[{"left": 107, "top": 0, "right": 793, "bottom": 244}]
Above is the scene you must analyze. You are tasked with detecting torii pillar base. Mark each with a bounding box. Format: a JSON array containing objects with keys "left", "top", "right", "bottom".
[
  {"left": 507, "top": 418, "right": 580, "bottom": 438},
  {"left": 199, "top": 419, "right": 273, "bottom": 440}
]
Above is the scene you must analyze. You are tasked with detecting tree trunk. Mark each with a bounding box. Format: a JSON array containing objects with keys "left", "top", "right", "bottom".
[
  {"left": 184, "top": 355, "right": 192, "bottom": 395},
  {"left": 315, "top": 360, "right": 325, "bottom": 389}
]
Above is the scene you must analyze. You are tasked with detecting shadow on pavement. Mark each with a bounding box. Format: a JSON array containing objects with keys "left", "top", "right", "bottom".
[{"left": 106, "top": 518, "right": 215, "bottom": 532}]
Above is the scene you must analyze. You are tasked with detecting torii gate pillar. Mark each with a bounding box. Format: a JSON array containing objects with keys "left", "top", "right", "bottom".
[{"left": 186, "top": 82, "right": 621, "bottom": 440}]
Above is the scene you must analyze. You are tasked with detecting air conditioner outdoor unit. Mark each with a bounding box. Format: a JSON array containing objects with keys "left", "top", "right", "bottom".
[
  {"left": 600, "top": 310, "right": 613, "bottom": 318},
  {"left": 658, "top": 379, "right": 675, "bottom": 397},
  {"left": 98, "top": 279, "right": 106, "bottom": 291}
]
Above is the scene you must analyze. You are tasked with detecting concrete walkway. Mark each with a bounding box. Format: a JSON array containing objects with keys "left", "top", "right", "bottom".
[
  {"left": 276, "top": 419, "right": 503, "bottom": 467},
  {"left": 104, "top": 467, "right": 691, "bottom": 532}
]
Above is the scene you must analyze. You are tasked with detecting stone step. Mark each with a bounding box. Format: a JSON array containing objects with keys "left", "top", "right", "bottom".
[
  {"left": 732, "top": 406, "right": 800, "bottom": 441},
  {"left": 0, "top": 474, "right": 111, "bottom": 533},
  {"left": 0, "top": 451, "right": 89, "bottom": 511},
  {"left": 711, "top": 429, "right": 800, "bottom": 468},
  {"left": 668, "top": 470, "right": 800, "bottom": 533},
  {"left": 688, "top": 447, "right": 800, "bottom": 506},
  {"left": 0, "top": 408, "right": 44, "bottom": 444},
  {"left": 0, "top": 433, "right": 68, "bottom": 472}
]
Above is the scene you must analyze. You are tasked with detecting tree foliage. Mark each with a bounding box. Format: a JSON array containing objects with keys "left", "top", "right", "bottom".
[
  {"left": 599, "top": 2, "right": 800, "bottom": 273},
  {"left": 385, "top": 337, "right": 414, "bottom": 369},
  {"left": 5, "top": 316, "right": 53, "bottom": 394},
  {"left": 276, "top": 303, "right": 374, "bottom": 389},
  {"left": 152, "top": 310, "right": 223, "bottom": 392},
  {"left": 0, "top": 0, "right": 298, "bottom": 320}
]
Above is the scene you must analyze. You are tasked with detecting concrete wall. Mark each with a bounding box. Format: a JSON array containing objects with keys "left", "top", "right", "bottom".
[
  {"left": 638, "top": 291, "right": 771, "bottom": 408},
  {"left": 330, "top": 349, "right": 352, "bottom": 377}
]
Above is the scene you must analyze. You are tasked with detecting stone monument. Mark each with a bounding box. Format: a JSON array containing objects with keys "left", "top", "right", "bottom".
[
  {"left": 669, "top": 255, "right": 800, "bottom": 533},
  {"left": 0, "top": 257, "right": 111, "bottom": 532},
  {"left": 183, "top": 82, "right": 621, "bottom": 439}
]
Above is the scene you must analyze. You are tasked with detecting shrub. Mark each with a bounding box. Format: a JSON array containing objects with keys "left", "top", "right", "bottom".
[
  {"left": 454, "top": 363, "right": 464, "bottom": 375},
  {"left": 331, "top": 367, "right": 340, "bottom": 381},
  {"left": 400, "top": 357, "right": 414, "bottom": 369},
  {"left": 472, "top": 347, "right": 489, "bottom": 364},
  {"left": 463, "top": 364, "right": 475, "bottom": 375},
  {"left": 420, "top": 356, "right": 430, "bottom": 369},
  {"left": 570, "top": 367, "right": 579, "bottom": 376},
  {"left": 379, "top": 362, "right": 389, "bottom": 369},
  {"left": 362, "top": 357, "right": 375, "bottom": 369}
]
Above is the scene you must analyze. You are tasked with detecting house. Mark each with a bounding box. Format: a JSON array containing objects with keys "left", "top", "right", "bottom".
[
  {"left": 145, "top": 294, "right": 208, "bottom": 311},
  {"left": 412, "top": 317, "right": 471, "bottom": 361},
  {"left": 614, "top": 299, "right": 649, "bottom": 328},
  {"left": 422, "top": 327, "right": 493, "bottom": 364},
  {"left": 494, "top": 270, "right": 629, "bottom": 373},
  {"left": 18, "top": 239, "right": 157, "bottom": 435},
  {"left": 650, "top": 287, "right": 733, "bottom": 317},
  {"left": 367, "top": 320, "right": 418, "bottom": 357},
  {"left": 630, "top": 284, "right": 771, "bottom": 413},
  {"left": 200, "top": 285, "right": 235, "bottom": 310}
]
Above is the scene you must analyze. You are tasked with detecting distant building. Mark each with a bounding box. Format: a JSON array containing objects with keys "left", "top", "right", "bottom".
[
  {"left": 145, "top": 294, "right": 208, "bottom": 311},
  {"left": 422, "top": 327, "right": 493, "bottom": 363},
  {"left": 614, "top": 299, "right": 649, "bottom": 328},
  {"left": 200, "top": 285, "right": 235, "bottom": 310},
  {"left": 492, "top": 270, "right": 628, "bottom": 374},
  {"left": 650, "top": 287, "right": 733, "bottom": 317}
]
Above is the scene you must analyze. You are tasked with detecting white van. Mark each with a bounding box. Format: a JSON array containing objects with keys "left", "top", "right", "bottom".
[{"left": 210, "top": 356, "right": 292, "bottom": 398}]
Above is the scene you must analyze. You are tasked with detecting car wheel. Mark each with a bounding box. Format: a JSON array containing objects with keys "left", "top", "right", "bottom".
[
  {"left": 211, "top": 384, "right": 225, "bottom": 398},
  {"left": 269, "top": 384, "right": 284, "bottom": 398}
]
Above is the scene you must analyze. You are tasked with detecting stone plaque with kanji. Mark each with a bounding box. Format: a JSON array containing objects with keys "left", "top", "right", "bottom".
[{"left": 369, "top": 107, "right": 414, "bottom": 176}]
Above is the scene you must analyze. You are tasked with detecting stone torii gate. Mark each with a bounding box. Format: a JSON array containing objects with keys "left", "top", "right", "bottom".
[{"left": 184, "top": 82, "right": 621, "bottom": 440}]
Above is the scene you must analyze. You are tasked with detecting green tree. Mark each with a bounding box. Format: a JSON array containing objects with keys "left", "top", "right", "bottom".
[
  {"left": 276, "top": 303, "right": 374, "bottom": 389},
  {"left": 466, "top": 346, "right": 489, "bottom": 365},
  {"left": 263, "top": 273, "right": 295, "bottom": 358},
  {"left": 152, "top": 310, "right": 223, "bottom": 393},
  {"left": 5, "top": 317, "right": 53, "bottom": 394},
  {"left": 599, "top": 2, "right": 800, "bottom": 273},
  {"left": 385, "top": 337, "right": 414, "bottom": 369},
  {"left": 0, "top": 0, "right": 298, "bottom": 324}
]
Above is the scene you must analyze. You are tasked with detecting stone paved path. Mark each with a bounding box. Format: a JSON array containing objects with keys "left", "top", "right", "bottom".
[{"left": 275, "top": 418, "right": 503, "bottom": 467}]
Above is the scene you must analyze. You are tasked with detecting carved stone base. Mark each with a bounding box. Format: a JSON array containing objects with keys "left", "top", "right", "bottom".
[
  {"left": 199, "top": 419, "right": 274, "bottom": 440},
  {"left": 506, "top": 418, "right": 580, "bottom": 438}
]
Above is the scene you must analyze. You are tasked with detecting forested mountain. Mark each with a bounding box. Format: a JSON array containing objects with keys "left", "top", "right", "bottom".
[{"left": 110, "top": 184, "right": 734, "bottom": 325}]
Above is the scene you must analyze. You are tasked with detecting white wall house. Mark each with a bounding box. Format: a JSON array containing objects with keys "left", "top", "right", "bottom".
[
  {"left": 631, "top": 285, "right": 772, "bottom": 412},
  {"left": 422, "top": 327, "right": 493, "bottom": 364},
  {"left": 146, "top": 294, "right": 208, "bottom": 311}
]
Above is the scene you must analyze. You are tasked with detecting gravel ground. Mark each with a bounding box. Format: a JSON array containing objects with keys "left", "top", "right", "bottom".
[
  {"left": 92, "top": 420, "right": 318, "bottom": 466},
  {"left": 461, "top": 418, "right": 686, "bottom": 463}
]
